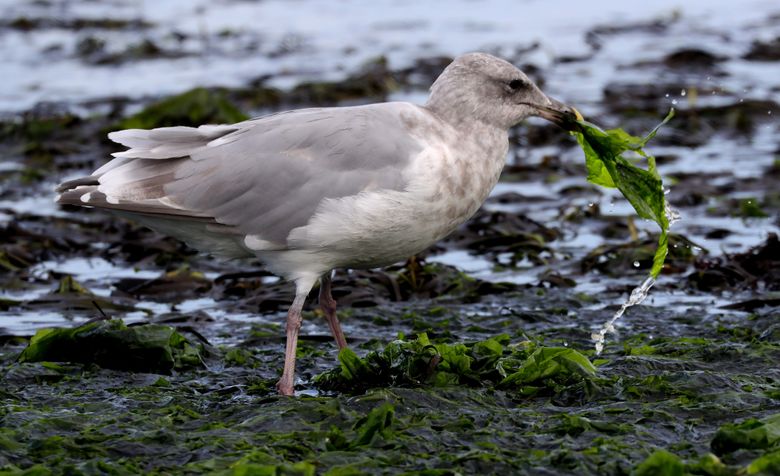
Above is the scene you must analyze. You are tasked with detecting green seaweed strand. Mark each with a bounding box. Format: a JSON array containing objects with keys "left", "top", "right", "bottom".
[{"left": 572, "top": 109, "right": 676, "bottom": 279}]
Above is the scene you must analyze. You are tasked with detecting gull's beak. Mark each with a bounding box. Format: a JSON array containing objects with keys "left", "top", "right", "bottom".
[{"left": 534, "top": 96, "right": 582, "bottom": 131}]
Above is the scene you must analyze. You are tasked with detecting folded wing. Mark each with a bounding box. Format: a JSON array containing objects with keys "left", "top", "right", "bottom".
[{"left": 57, "top": 104, "right": 424, "bottom": 254}]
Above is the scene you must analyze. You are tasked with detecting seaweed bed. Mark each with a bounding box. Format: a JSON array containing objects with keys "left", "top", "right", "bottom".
[
  {"left": 1, "top": 296, "right": 779, "bottom": 475},
  {"left": 1, "top": 1, "right": 780, "bottom": 474}
]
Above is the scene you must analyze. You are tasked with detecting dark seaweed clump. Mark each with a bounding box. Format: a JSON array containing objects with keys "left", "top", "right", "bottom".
[
  {"left": 18, "top": 319, "right": 205, "bottom": 374},
  {"left": 688, "top": 233, "right": 780, "bottom": 293}
]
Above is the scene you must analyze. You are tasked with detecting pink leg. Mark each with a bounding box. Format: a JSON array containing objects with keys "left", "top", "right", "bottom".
[
  {"left": 276, "top": 282, "right": 313, "bottom": 396},
  {"left": 319, "top": 273, "right": 348, "bottom": 350}
]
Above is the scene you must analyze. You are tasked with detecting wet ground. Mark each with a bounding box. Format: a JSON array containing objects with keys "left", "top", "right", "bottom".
[{"left": 1, "top": 0, "right": 779, "bottom": 474}]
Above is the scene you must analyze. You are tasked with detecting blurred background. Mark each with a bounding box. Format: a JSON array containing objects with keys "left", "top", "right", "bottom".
[
  {"left": 2, "top": 0, "right": 778, "bottom": 114},
  {"left": 0, "top": 0, "right": 778, "bottom": 334}
]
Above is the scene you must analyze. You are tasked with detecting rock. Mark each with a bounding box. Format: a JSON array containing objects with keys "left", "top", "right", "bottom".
[
  {"left": 688, "top": 233, "right": 780, "bottom": 292},
  {"left": 663, "top": 48, "right": 726, "bottom": 69},
  {"left": 743, "top": 37, "right": 780, "bottom": 61}
]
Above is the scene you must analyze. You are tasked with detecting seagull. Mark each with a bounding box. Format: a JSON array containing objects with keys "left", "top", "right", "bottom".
[{"left": 56, "top": 53, "right": 578, "bottom": 395}]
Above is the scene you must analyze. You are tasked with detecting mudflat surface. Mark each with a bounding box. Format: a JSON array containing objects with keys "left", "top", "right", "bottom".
[{"left": 0, "top": 1, "right": 779, "bottom": 474}]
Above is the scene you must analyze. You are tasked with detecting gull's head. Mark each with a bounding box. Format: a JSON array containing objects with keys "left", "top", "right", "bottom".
[{"left": 426, "top": 52, "right": 580, "bottom": 130}]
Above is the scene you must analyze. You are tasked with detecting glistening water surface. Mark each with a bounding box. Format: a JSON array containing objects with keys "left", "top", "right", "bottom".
[{"left": 0, "top": 0, "right": 779, "bottom": 474}]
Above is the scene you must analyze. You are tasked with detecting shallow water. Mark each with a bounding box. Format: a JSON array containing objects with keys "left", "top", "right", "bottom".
[
  {"left": 0, "top": 0, "right": 778, "bottom": 112},
  {"left": 1, "top": 1, "right": 779, "bottom": 473}
]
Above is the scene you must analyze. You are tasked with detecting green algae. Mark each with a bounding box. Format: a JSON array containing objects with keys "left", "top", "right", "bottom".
[
  {"left": 114, "top": 87, "right": 248, "bottom": 130},
  {"left": 631, "top": 446, "right": 780, "bottom": 475},
  {"left": 738, "top": 198, "right": 770, "bottom": 218},
  {"left": 631, "top": 449, "right": 685, "bottom": 476},
  {"left": 54, "top": 276, "right": 90, "bottom": 295},
  {"left": 229, "top": 460, "right": 316, "bottom": 476},
  {"left": 0, "top": 112, "right": 81, "bottom": 163},
  {"left": 1, "top": 324, "right": 779, "bottom": 476},
  {"left": 314, "top": 334, "right": 595, "bottom": 396},
  {"left": 572, "top": 110, "right": 675, "bottom": 279},
  {"left": 18, "top": 320, "right": 204, "bottom": 374},
  {"left": 747, "top": 449, "right": 780, "bottom": 474},
  {"left": 711, "top": 413, "right": 780, "bottom": 455},
  {"left": 327, "top": 403, "right": 395, "bottom": 450}
]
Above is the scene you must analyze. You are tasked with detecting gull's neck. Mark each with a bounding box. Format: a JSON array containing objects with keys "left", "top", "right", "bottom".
[
  {"left": 423, "top": 97, "right": 509, "bottom": 160},
  {"left": 425, "top": 98, "right": 479, "bottom": 130},
  {"left": 424, "top": 80, "right": 502, "bottom": 129}
]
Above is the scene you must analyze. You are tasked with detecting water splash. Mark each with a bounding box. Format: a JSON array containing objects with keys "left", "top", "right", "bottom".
[
  {"left": 592, "top": 201, "right": 681, "bottom": 355},
  {"left": 591, "top": 276, "right": 656, "bottom": 355},
  {"left": 665, "top": 202, "right": 681, "bottom": 226}
]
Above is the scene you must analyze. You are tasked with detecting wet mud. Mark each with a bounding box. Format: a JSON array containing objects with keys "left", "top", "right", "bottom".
[{"left": 1, "top": 1, "right": 779, "bottom": 474}]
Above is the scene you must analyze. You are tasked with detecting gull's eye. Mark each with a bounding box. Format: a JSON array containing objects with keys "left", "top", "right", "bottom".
[{"left": 508, "top": 79, "right": 525, "bottom": 90}]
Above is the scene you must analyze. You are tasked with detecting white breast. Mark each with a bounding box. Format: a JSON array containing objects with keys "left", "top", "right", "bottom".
[{"left": 284, "top": 120, "right": 509, "bottom": 271}]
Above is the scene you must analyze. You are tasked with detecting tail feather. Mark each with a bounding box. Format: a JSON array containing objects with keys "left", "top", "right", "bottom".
[
  {"left": 56, "top": 123, "right": 241, "bottom": 212},
  {"left": 54, "top": 122, "right": 254, "bottom": 259},
  {"left": 55, "top": 175, "right": 99, "bottom": 193},
  {"left": 108, "top": 125, "right": 239, "bottom": 159},
  {"left": 55, "top": 184, "right": 215, "bottom": 222}
]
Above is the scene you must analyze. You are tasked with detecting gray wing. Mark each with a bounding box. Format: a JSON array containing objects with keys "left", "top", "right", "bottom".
[{"left": 57, "top": 103, "right": 424, "bottom": 250}]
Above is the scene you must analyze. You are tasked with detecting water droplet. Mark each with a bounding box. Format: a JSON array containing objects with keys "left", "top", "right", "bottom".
[
  {"left": 633, "top": 261, "right": 640, "bottom": 268},
  {"left": 740, "top": 98, "right": 744, "bottom": 103},
  {"left": 769, "top": 110, "right": 773, "bottom": 116},
  {"left": 588, "top": 202, "right": 594, "bottom": 207},
  {"left": 681, "top": 89, "right": 687, "bottom": 97},
  {"left": 665, "top": 93, "right": 670, "bottom": 98},
  {"left": 692, "top": 246, "right": 702, "bottom": 252},
  {"left": 672, "top": 99, "right": 678, "bottom": 105}
]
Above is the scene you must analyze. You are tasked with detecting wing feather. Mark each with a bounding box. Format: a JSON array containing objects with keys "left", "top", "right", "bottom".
[{"left": 57, "top": 103, "right": 427, "bottom": 251}]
